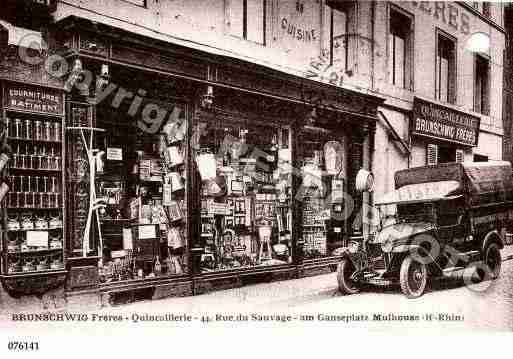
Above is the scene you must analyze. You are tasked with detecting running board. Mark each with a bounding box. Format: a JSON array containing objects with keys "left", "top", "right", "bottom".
[{"left": 365, "top": 278, "right": 393, "bottom": 286}]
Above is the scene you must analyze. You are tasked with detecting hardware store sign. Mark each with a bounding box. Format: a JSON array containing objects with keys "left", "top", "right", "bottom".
[
  {"left": 5, "top": 84, "right": 63, "bottom": 115},
  {"left": 411, "top": 98, "right": 479, "bottom": 147}
]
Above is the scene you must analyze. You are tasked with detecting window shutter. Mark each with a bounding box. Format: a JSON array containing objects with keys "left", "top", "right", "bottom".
[
  {"left": 455, "top": 149, "right": 464, "bottom": 163},
  {"left": 427, "top": 144, "right": 438, "bottom": 165}
]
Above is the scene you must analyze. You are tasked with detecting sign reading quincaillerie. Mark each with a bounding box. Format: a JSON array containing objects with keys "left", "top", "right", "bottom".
[
  {"left": 4, "top": 83, "right": 63, "bottom": 115},
  {"left": 411, "top": 98, "right": 480, "bottom": 147}
]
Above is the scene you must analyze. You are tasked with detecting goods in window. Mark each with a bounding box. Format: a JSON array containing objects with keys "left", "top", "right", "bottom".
[
  {"left": 94, "top": 101, "right": 189, "bottom": 282},
  {"left": 196, "top": 122, "right": 292, "bottom": 271}
]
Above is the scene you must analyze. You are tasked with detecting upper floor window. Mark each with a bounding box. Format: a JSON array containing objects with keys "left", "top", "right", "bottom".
[
  {"left": 389, "top": 7, "right": 413, "bottom": 90},
  {"left": 327, "top": 5, "right": 347, "bottom": 68},
  {"left": 228, "top": 0, "right": 266, "bottom": 44},
  {"left": 474, "top": 54, "right": 490, "bottom": 115},
  {"left": 435, "top": 32, "right": 457, "bottom": 104}
]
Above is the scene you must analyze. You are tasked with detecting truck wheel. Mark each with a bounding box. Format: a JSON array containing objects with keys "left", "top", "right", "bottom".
[
  {"left": 399, "top": 255, "right": 428, "bottom": 299},
  {"left": 484, "top": 243, "right": 501, "bottom": 280},
  {"left": 337, "top": 259, "right": 360, "bottom": 295}
]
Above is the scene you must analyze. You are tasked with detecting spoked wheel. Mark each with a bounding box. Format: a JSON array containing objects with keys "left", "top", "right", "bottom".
[
  {"left": 337, "top": 258, "right": 360, "bottom": 295},
  {"left": 479, "top": 243, "right": 502, "bottom": 280},
  {"left": 399, "top": 255, "right": 428, "bottom": 299}
]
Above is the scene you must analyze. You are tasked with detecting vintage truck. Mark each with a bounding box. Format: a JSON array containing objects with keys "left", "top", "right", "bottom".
[{"left": 337, "top": 161, "right": 513, "bottom": 298}]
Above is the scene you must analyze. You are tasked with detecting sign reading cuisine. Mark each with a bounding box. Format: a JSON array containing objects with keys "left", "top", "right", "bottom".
[
  {"left": 411, "top": 97, "right": 479, "bottom": 147},
  {"left": 5, "top": 83, "right": 63, "bottom": 115}
]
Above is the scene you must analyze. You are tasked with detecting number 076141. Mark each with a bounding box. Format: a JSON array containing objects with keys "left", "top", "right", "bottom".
[{"left": 7, "top": 341, "right": 39, "bottom": 351}]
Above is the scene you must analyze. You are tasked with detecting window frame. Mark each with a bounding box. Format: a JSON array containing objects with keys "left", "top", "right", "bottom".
[
  {"left": 388, "top": 4, "right": 415, "bottom": 91},
  {"left": 227, "top": 0, "right": 267, "bottom": 45},
  {"left": 325, "top": 0, "right": 356, "bottom": 72},
  {"left": 328, "top": 5, "right": 348, "bottom": 68},
  {"left": 474, "top": 53, "right": 491, "bottom": 115},
  {"left": 435, "top": 28, "right": 458, "bottom": 104}
]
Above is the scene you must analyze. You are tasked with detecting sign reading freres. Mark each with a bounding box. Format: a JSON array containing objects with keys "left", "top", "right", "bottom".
[{"left": 412, "top": 98, "right": 480, "bottom": 147}]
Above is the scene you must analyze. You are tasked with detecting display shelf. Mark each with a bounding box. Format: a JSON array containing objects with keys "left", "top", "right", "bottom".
[
  {"left": 1, "top": 80, "right": 67, "bottom": 296},
  {"left": 6, "top": 207, "right": 62, "bottom": 210},
  {"left": 5, "top": 107, "right": 64, "bottom": 119},
  {"left": 5, "top": 227, "right": 63, "bottom": 232},
  {"left": 0, "top": 268, "right": 66, "bottom": 277},
  {"left": 8, "top": 168, "right": 62, "bottom": 173},
  {"left": 7, "top": 248, "right": 63, "bottom": 255},
  {"left": 7, "top": 137, "right": 62, "bottom": 144},
  {"left": 3, "top": 268, "right": 65, "bottom": 276}
]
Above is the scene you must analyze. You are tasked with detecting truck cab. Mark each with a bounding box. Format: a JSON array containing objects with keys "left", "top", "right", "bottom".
[{"left": 337, "top": 161, "right": 511, "bottom": 298}]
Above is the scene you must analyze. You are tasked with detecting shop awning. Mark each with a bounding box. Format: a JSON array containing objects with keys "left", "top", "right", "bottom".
[
  {"left": 375, "top": 180, "right": 462, "bottom": 205},
  {"left": 51, "top": 15, "right": 384, "bottom": 125}
]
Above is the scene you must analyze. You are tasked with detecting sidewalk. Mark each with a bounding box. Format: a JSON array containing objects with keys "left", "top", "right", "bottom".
[
  {"left": 2, "top": 245, "right": 512, "bottom": 316},
  {"left": 96, "top": 272, "right": 338, "bottom": 314},
  {"left": 96, "top": 246, "right": 513, "bottom": 315}
]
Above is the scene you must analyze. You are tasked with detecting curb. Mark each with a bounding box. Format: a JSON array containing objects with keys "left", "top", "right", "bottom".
[{"left": 503, "top": 254, "right": 513, "bottom": 262}]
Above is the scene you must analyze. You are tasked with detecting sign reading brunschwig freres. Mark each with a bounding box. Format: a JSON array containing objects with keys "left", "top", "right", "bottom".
[{"left": 411, "top": 97, "right": 480, "bottom": 147}]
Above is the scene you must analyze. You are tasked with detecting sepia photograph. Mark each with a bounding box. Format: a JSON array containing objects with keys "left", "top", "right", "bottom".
[{"left": 0, "top": 0, "right": 513, "bottom": 355}]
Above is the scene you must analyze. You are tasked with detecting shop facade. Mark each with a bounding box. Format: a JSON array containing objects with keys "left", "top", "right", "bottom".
[
  {"left": 2, "top": 0, "right": 503, "bottom": 307},
  {"left": 0, "top": 14, "right": 383, "bottom": 305},
  {"left": 372, "top": 1, "right": 506, "bottom": 203}
]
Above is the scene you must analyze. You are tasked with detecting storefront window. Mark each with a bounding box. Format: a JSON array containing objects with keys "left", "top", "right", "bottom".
[
  {"left": 94, "top": 99, "right": 189, "bottom": 282},
  {"left": 389, "top": 6, "right": 413, "bottom": 89},
  {"left": 195, "top": 119, "right": 292, "bottom": 271},
  {"left": 298, "top": 128, "right": 347, "bottom": 259}
]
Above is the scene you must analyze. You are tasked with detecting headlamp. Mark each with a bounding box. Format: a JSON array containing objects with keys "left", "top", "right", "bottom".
[{"left": 348, "top": 241, "right": 360, "bottom": 254}]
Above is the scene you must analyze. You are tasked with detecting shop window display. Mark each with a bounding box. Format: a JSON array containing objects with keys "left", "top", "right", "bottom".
[
  {"left": 298, "top": 129, "right": 347, "bottom": 259},
  {"left": 94, "top": 101, "right": 189, "bottom": 283},
  {"left": 196, "top": 120, "right": 292, "bottom": 271}
]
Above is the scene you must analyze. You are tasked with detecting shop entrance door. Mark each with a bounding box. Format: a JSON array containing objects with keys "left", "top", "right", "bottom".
[{"left": 297, "top": 127, "right": 352, "bottom": 259}]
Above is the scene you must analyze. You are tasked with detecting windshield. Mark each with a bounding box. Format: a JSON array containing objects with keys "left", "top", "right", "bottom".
[{"left": 395, "top": 202, "right": 435, "bottom": 223}]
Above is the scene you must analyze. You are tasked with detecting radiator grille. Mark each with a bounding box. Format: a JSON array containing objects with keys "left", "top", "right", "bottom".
[{"left": 367, "top": 243, "right": 385, "bottom": 270}]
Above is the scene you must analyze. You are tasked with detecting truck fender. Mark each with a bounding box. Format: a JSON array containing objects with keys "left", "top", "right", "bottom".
[
  {"left": 482, "top": 230, "right": 504, "bottom": 253},
  {"left": 391, "top": 244, "right": 420, "bottom": 253},
  {"left": 390, "top": 244, "right": 442, "bottom": 273}
]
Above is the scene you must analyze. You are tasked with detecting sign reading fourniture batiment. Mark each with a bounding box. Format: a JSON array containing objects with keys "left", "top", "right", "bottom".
[
  {"left": 411, "top": 98, "right": 480, "bottom": 147},
  {"left": 4, "top": 83, "right": 63, "bottom": 115}
]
